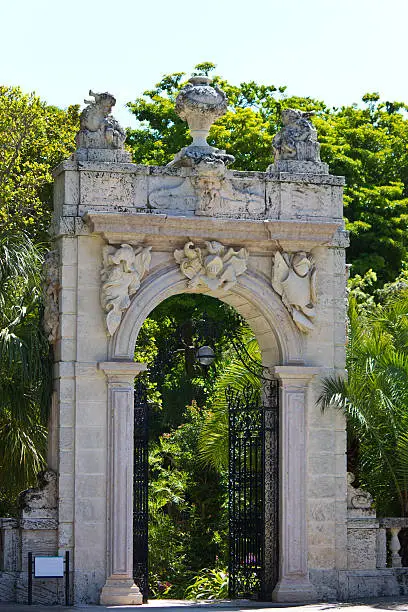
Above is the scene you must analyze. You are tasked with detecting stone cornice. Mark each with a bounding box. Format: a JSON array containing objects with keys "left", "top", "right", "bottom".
[
  {"left": 52, "top": 159, "right": 345, "bottom": 186},
  {"left": 84, "top": 211, "right": 346, "bottom": 248}
]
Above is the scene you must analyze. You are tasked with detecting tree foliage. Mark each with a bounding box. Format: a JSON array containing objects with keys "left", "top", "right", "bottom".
[
  {"left": 0, "top": 86, "right": 79, "bottom": 242},
  {"left": 0, "top": 230, "right": 50, "bottom": 515}
]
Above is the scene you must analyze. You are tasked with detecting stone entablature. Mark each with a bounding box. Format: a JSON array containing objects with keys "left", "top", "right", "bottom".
[{"left": 52, "top": 160, "right": 345, "bottom": 225}]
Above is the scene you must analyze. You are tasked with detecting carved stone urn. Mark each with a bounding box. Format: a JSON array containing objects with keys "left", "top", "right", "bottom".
[
  {"left": 176, "top": 76, "right": 227, "bottom": 147},
  {"left": 168, "top": 77, "right": 234, "bottom": 168}
]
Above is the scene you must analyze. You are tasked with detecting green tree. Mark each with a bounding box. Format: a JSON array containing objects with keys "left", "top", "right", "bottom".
[
  {"left": 0, "top": 230, "right": 50, "bottom": 515},
  {"left": 0, "top": 86, "right": 79, "bottom": 242},
  {"left": 134, "top": 294, "right": 243, "bottom": 436}
]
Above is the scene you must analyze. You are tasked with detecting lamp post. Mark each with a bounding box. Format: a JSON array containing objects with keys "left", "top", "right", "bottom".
[
  {"left": 179, "top": 319, "right": 216, "bottom": 376},
  {"left": 196, "top": 345, "right": 216, "bottom": 371}
]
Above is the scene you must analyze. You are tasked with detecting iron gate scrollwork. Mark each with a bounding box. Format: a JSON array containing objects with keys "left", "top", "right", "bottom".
[
  {"left": 133, "top": 381, "right": 149, "bottom": 603},
  {"left": 227, "top": 380, "right": 279, "bottom": 599}
]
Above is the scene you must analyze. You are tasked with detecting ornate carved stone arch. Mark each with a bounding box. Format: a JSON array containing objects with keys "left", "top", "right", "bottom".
[{"left": 110, "top": 265, "right": 303, "bottom": 364}]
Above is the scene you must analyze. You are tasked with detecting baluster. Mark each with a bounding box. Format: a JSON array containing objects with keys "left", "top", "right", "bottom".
[
  {"left": 376, "top": 527, "right": 387, "bottom": 568},
  {"left": 389, "top": 527, "right": 402, "bottom": 568}
]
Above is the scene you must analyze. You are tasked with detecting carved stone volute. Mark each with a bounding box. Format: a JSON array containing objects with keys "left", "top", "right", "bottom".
[
  {"left": 101, "top": 243, "right": 152, "bottom": 336},
  {"left": 168, "top": 77, "right": 234, "bottom": 168},
  {"left": 19, "top": 470, "right": 57, "bottom": 521},
  {"left": 272, "top": 250, "right": 317, "bottom": 333},
  {"left": 43, "top": 250, "right": 59, "bottom": 344},
  {"left": 347, "top": 472, "right": 376, "bottom": 521}
]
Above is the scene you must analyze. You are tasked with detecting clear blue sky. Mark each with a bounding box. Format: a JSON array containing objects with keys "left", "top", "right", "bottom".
[{"left": 1, "top": 0, "right": 406, "bottom": 127}]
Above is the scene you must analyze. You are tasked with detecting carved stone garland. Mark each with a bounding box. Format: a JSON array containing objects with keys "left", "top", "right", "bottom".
[
  {"left": 174, "top": 241, "right": 248, "bottom": 291},
  {"left": 272, "top": 251, "right": 317, "bottom": 333},
  {"left": 101, "top": 244, "right": 152, "bottom": 336},
  {"left": 43, "top": 250, "right": 60, "bottom": 344}
]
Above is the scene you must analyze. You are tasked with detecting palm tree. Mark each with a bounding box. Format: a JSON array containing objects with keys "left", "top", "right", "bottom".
[
  {"left": 198, "top": 329, "right": 261, "bottom": 471},
  {"left": 318, "top": 291, "right": 408, "bottom": 516},
  {"left": 0, "top": 230, "right": 50, "bottom": 514}
]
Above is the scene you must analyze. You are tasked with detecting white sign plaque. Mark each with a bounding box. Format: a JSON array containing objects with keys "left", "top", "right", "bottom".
[{"left": 34, "top": 556, "right": 64, "bottom": 577}]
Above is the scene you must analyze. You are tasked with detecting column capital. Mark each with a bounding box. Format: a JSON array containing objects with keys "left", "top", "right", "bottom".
[
  {"left": 98, "top": 361, "right": 147, "bottom": 384},
  {"left": 272, "top": 365, "right": 322, "bottom": 383}
]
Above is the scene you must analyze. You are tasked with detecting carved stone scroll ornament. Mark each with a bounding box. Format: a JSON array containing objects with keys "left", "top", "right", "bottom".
[
  {"left": 43, "top": 250, "right": 59, "bottom": 344},
  {"left": 101, "top": 244, "right": 152, "bottom": 336},
  {"left": 347, "top": 472, "right": 374, "bottom": 510},
  {"left": 174, "top": 241, "right": 248, "bottom": 291},
  {"left": 272, "top": 251, "right": 316, "bottom": 333}
]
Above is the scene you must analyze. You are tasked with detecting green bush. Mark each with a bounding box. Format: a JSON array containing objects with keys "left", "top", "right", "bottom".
[{"left": 184, "top": 568, "right": 229, "bottom": 600}]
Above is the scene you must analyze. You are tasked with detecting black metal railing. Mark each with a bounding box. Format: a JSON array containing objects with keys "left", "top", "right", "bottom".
[{"left": 133, "top": 382, "right": 149, "bottom": 603}]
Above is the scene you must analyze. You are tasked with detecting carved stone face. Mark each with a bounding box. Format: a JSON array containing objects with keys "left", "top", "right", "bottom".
[
  {"left": 282, "top": 109, "right": 299, "bottom": 126},
  {"left": 101, "top": 100, "right": 113, "bottom": 116},
  {"left": 292, "top": 252, "right": 310, "bottom": 277}
]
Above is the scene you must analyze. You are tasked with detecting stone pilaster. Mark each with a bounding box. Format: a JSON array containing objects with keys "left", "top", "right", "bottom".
[
  {"left": 272, "top": 366, "right": 320, "bottom": 602},
  {"left": 98, "top": 361, "right": 146, "bottom": 606}
]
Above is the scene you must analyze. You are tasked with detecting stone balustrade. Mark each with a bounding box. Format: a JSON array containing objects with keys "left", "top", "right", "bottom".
[{"left": 378, "top": 518, "right": 408, "bottom": 568}]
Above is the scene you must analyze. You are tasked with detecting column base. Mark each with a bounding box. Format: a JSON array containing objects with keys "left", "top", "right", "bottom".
[
  {"left": 272, "top": 576, "right": 317, "bottom": 603},
  {"left": 100, "top": 577, "right": 143, "bottom": 605}
]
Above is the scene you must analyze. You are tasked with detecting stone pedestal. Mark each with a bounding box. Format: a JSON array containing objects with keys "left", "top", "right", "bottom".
[
  {"left": 347, "top": 516, "right": 379, "bottom": 570},
  {"left": 346, "top": 473, "right": 378, "bottom": 570},
  {"left": 100, "top": 577, "right": 142, "bottom": 606}
]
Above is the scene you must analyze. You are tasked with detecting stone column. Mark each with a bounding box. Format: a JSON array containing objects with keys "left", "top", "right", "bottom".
[
  {"left": 98, "top": 361, "right": 147, "bottom": 606},
  {"left": 271, "top": 366, "right": 320, "bottom": 603}
]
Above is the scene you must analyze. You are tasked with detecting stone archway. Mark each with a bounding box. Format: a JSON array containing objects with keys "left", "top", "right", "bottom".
[
  {"left": 41, "top": 79, "right": 348, "bottom": 606},
  {"left": 96, "top": 255, "right": 321, "bottom": 604}
]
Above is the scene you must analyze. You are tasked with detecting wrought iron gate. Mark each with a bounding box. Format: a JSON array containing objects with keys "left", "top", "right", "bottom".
[
  {"left": 133, "top": 383, "right": 149, "bottom": 603},
  {"left": 133, "top": 378, "right": 279, "bottom": 602},
  {"left": 227, "top": 380, "right": 279, "bottom": 599}
]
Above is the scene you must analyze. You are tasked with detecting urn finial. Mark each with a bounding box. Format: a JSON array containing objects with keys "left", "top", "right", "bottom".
[{"left": 168, "top": 77, "right": 234, "bottom": 168}]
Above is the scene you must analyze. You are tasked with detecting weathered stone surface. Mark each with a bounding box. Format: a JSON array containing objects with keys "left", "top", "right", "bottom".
[
  {"left": 346, "top": 473, "right": 379, "bottom": 570},
  {"left": 100, "top": 243, "right": 151, "bottom": 335},
  {"left": 269, "top": 109, "right": 329, "bottom": 175},
  {"left": 4, "top": 95, "right": 360, "bottom": 605},
  {"left": 169, "top": 77, "right": 234, "bottom": 168},
  {"left": 20, "top": 471, "right": 57, "bottom": 520},
  {"left": 43, "top": 250, "right": 59, "bottom": 344},
  {"left": 74, "top": 90, "right": 131, "bottom": 163},
  {"left": 174, "top": 240, "right": 248, "bottom": 291},
  {"left": 347, "top": 472, "right": 374, "bottom": 513},
  {"left": 0, "top": 571, "right": 17, "bottom": 602},
  {"left": 273, "top": 109, "right": 321, "bottom": 162},
  {"left": 272, "top": 251, "right": 316, "bottom": 332}
]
